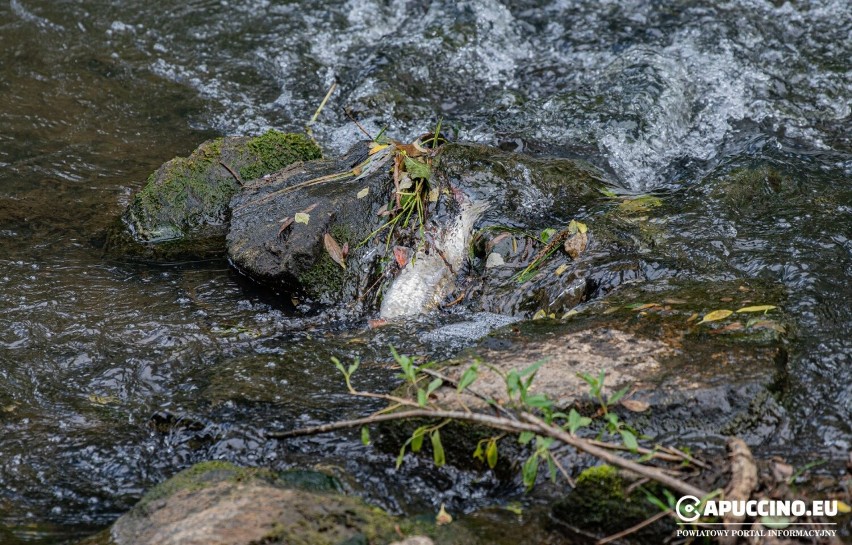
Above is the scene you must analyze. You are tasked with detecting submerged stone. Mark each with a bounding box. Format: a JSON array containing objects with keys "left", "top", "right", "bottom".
[
  {"left": 383, "top": 279, "right": 789, "bottom": 466},
  {"left": 110, "top": 130, "right": 320, "bottom": 259}
]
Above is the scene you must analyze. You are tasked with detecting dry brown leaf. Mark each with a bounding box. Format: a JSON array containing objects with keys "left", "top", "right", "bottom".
[
  {"left": 323, "top": 233, "right": 346, "bottom": 269},
  {"left": 393, "top": 246, "right": 410, "bottom": 268},
  {"left": 277, "top": 217, "right": 294, "bottom": 237},
  {"left": 563, "top": 231, "right": 588, "bottom": 259},
  {"left": 621, "top": 399, "right": 650, "bottom": 412}
]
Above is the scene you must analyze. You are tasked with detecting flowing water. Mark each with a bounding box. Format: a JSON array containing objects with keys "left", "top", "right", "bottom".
[{"left": 0, "top": 0, "right": 850, "bottom": 542}]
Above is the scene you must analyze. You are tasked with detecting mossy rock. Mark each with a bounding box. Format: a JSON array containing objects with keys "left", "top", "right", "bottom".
[
  {"left": 97, "top": 460, "right": 483, "bottom": 545},
  {"left": 112, "top": 130, "right": 320, "bottom": 259},
  {"left": 551, "top": 465, "right": 674, "bottom": 543},
  {"left": 106, "top": 461, "right": 395, "bottom": 545}
]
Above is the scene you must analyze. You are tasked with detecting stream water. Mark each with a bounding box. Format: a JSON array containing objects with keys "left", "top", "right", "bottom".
[{"left": 0, "top": 0, "right": 850, "bottom": 543}]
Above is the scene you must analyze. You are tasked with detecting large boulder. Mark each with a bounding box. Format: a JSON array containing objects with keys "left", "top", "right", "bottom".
[
  {"left": 225, "top": 141, "right": 611, "bottom": 315},
  {"left": 109, "top": 131, "right": 320, "bottom": 259},
  {"left": 91, "top": 462, "right": 400, "bottom": 545}
]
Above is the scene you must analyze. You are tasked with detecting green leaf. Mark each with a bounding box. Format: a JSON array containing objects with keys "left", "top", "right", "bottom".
[
  {"left": 411, "top": 427, "right": 426, "bottom": 452},
  {"left": 347, "top": 358, "right": 360, "bottom": 377},
  {"left": 520, "top": 359, "right": 547, "bottom": 377},
  {"left": 518, "top": 431, "right": 535, "bottom": 445},
  {"left": 546, "top": 454, "right": 558, "bottom": 482},
  {"left": 525, "top": 394, "right": 553, "bottom": 409},
  {"left": 506, "top": 371, "right": 521, "bottom": 399},
  {"left": 361, "top": 426, "right": 370, "bottom": 446},
  {"left": 404, "top": 156, "right": 431, "bottom": 180},
  {"left": 608, "top": 385, "right": 630, "bottom": 405},
  {"left": 473, "top": 440, "right": 485, "bottom": 462},
  {"left": 761, "top": 516, "right": 791, "bottom": 529},
  {"left": 540, "top": 227, "right": 556, "bottom": 243},
  {"left": 645, "top": 492, "right": 669, "bottom": 512},
  {"left": 578, "top": 372, "right": 601, "bottom": 397},
  {"left": 457, "top": 366, "right": 478, "bottom": 392},
  {"left": 620, "top": 429, "right": 639, "bottom": 452},
  {"left": 431, "top": 430, "right": 445, "bottom": 467},
  {"left": 567, "top": 219, "right": 579, "bottom": 235},
  {"left": 417, "top": 389, "right": 427, "bottom": 407},
  {"left": 426, "top": 378, "right": 443, "bottom": 396},
  {"left": 567, "top": 409, "right": 592, "bottom": 434},
  {"left": 522, "top": 455, "right": 539, "bottom": 490},
  {"left": 486, "top": 439, "right": 498, "bottom": 468},
  {"left": 331, "top": 357, "right": 346, "bottom": 377},
  {"left": 396, "top": 444, "right": 407, "bottom": 469}
]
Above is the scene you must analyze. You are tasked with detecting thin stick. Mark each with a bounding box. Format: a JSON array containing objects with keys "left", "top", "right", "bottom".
[
  {"left": 267, "top": 408, "right": 710, "bottom": 499},
  {"left": 596, "top": 509, "right": 672, "bottom": 545},
  {"left": 219, "top": 161, "right": 244, "bottom": 186},
  {"left": 587, "top": 439, "right": 683, "bottom": 464},
  {"left": 519, "top": 413, "right": 709, "bottom": 499},
  {"left": 310, "top": 82, "right": 337, "bottom": 126},
  {"left": 345, "top": 108, "right": 375, "bottom": 140}
]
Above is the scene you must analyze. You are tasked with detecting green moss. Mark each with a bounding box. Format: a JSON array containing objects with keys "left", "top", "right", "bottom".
[
  {"left": 137, "top": 460, "right": 243, "bottom": 509},
  {"left": 238, "top": 130, "right": 322, "bottom": 181},
  {"left": 123, "top": 132, "right": 320, "bottom": 251},
  {"left": 258, "top": 498, "right": 397, "bottom": 545},
  {"left": 553, "top": 464, "right": 667, "bottom": 540}
]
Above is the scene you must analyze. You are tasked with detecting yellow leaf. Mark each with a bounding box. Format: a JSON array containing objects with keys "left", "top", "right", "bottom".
[
  {"left": 428, "top": 187, "right": 439, "bottom": 202},
  {"left": 369, "top": 143, "right": 390, "bottom": 155},
  {"left": 698, "top": 309, "right": 733, "bottom": 324},
  {"left": 576, "top": 221, "right": 588, "bottom": 234},
  {"left": 436, "top": 503, "right": 453, "bottom": 525},
  {"left": 532, "top": 309, "right": 548, "bottom": 320},
  {"left": 555, "top": 264, "right": 569, "bottom": 276},
  {"left": 356, "top": 187, "right": 369, "bottom": 199},
  {"left": 836, "top": 501, "right": 851, "bottom": 513},
  {"left": 562, "top": 309, "right": 579, "bottom": 319},
  {"left": 294, "top": 212, "right": 310, "bottom": 225},
  {"left": 736, "top": 305, "right": 777, "bottom": 313}
]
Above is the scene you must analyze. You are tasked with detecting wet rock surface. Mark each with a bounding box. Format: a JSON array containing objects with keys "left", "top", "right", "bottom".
[
  {"left": 105, "top": 462, "right": 396, "bottom": 545},
  {"left": 225, "top": 141, "right": 611, "bottom": 315},
  {"left": 226, "top": 141, "right": 390, "bottom": 305},
  {"left": 385, "top": 279, "right": 789, "bottom": 465}
]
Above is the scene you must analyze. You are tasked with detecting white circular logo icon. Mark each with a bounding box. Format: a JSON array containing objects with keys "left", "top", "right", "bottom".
[{"left": 675, "top": 495, "right": 701, "bottom": 522}]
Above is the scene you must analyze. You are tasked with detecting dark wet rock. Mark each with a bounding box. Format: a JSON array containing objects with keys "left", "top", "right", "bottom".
[
  {"left": 105, "top": 461, "right": 395, "bottom": 545},
  {"left": 226, "top": 141, "right": 610, "bottom": 315},
  {"left": 227, "top": 141, "right": 392, "bottom": 306},
  {"left": 108, "top": 131, "right": 320, "bottom": 259}
]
